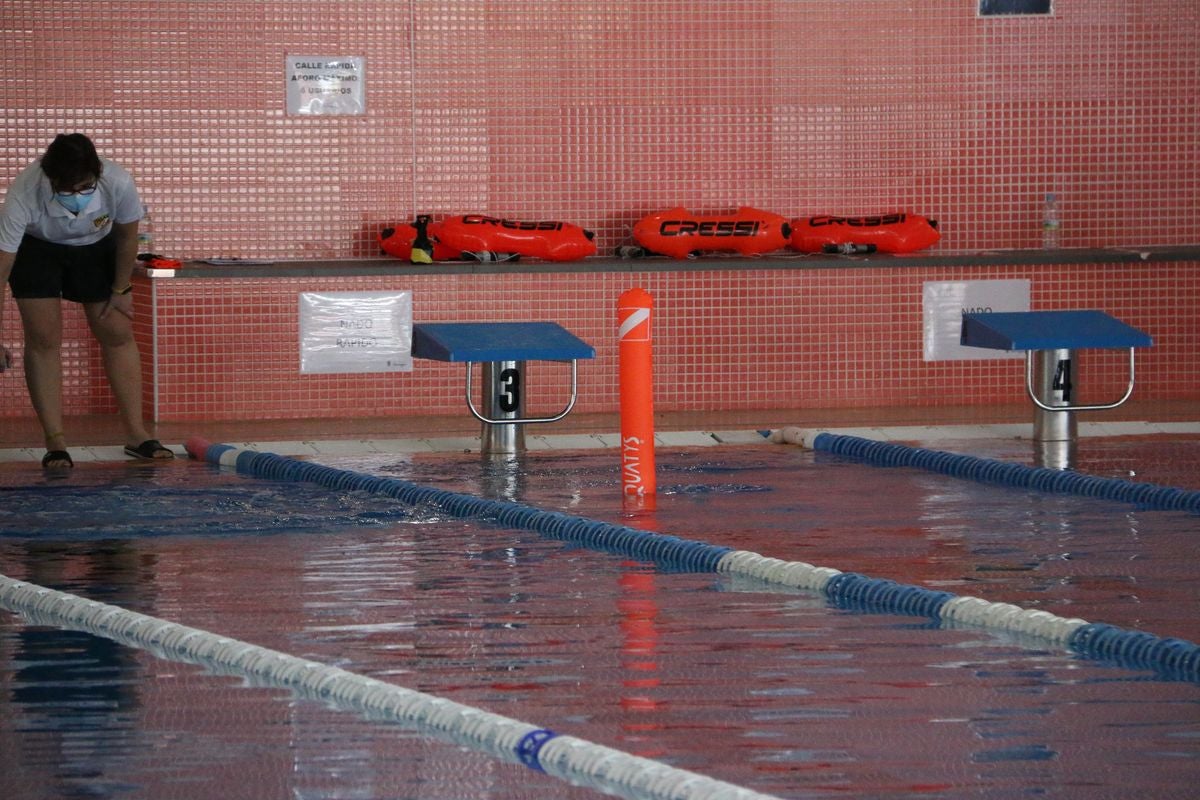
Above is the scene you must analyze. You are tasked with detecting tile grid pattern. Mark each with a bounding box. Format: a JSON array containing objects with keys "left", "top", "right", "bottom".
[
  {"left": 141, "top": 263, "right": 1195, "bottom": 421},
  {"left": 1, "top": 1, "right": 1196, "bottom": 419}
]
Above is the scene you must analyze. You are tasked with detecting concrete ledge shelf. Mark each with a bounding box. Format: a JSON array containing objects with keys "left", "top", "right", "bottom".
[{"left": 140, "top": 245, "right": 1200, "bottom": 279}]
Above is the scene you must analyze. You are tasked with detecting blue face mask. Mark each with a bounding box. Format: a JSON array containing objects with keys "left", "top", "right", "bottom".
[{"left": 55, "top": 191, "right": 94, "bottom": 215}]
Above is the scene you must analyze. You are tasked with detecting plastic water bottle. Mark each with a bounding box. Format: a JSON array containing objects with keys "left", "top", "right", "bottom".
[
  {"left": 138, "top": 205, "right": 155, "bottom": 256},
  {"left": 1042, "top": 193, "right": 1061, "bottom": 249}
]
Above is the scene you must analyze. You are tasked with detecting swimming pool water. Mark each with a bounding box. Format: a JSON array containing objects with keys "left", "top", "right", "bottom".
[{"left": 0, "top": 436, "right": 1197, "bottom": 799}]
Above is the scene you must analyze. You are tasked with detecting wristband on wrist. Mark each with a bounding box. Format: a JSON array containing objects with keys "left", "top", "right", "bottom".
[{"left": 112, "top": 284, "right": 133, "bottom": 295}]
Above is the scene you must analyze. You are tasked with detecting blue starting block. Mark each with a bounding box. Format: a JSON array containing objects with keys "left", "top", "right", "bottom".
[
  {"left": 412, "top": 322, "right": 595, "bottom": 455},
  {"left": 960, "top": 310, "right": 1152, "bottom": 353},
  {"left": 961, "top": 310, "right": 1152, "bottom": 457}
]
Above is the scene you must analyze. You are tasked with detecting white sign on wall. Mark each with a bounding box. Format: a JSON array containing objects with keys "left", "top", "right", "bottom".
[
  {"left": 922, "top": 279, "right": 1030, "bottom": 361},
  {"left": 299, "top": 291, "right": 412, "bottom": 374},
  {"left": 286, "top": 56, "right": 365, "bottom": 115}
]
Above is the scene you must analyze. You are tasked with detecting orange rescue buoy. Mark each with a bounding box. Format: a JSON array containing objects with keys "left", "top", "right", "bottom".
[
  {"left": 437, "top": 214, "right": 597, "bottom": 262},
  {"left": 379, "top": 219, "right": 458, "bottom": 261},
  {"left": 788, "top": 213, "right": 940, "bottom": 254},
  {"left": 632, "top": 206, "right": 791, "bottom": 259}
]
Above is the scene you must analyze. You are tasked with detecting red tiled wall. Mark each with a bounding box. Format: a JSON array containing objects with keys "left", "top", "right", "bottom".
[
  {"left": 2, "top": 1, "right": 1197, "bottom": 420},
  {"left": 141, "top": 261, "right": 1197, "bottom": 422}
]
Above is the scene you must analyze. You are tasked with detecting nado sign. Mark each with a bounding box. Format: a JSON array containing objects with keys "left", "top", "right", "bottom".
[{"left": 299, "top": 291, "right": 412, "bottom": 374}]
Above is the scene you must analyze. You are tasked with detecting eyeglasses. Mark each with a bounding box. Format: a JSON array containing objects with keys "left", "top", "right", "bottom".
[{"left": 54, "top": 182, "right": 98, "bottom": 197}]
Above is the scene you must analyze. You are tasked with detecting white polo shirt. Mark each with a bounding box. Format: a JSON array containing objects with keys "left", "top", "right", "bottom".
[{"left": 0, "top": 156, "right": 143, "bottom": 252}]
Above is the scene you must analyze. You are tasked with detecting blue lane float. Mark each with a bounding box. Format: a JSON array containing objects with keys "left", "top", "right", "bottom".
[
  {"left": 810, "top": 432, "right": 1200, "bottom": 513},
  {"left": 824, "top": 572, "right": 957, "bottom": 618},
  {"left": 186, "top": 439, "right": 1200, "bottom": 683},
  {"left": 188, "top": 440, "right": 730, "bottom": 574}
]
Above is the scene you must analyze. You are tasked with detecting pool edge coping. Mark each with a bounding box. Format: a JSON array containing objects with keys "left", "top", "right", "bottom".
[{"left": 1, "top": 419, "right": 1198, "bottom": 463}]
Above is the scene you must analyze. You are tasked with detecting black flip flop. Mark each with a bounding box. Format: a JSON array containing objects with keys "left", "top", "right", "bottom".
[
  {"left": 42, "top": 449, "right": 74, "bottom": 469},
  {"left": 124, "top": 439, "right": 175, "bottom": 460}
]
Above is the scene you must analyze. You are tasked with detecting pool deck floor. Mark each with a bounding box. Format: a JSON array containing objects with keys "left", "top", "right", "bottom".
[{"left": 2, "top": 400, "right": 1198, "bottom": 463}]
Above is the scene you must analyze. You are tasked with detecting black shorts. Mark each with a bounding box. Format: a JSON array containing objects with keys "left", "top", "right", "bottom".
[{"left": 8, "top": 233, "right": 117, "bottom": 303}]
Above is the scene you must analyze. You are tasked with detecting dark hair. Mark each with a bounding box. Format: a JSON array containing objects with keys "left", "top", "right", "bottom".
[{"left": 41, "top": 133, "right": 103, "bottom": 190}]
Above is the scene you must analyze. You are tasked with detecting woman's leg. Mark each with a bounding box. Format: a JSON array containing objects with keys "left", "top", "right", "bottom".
[
  {"left": 15, "top": 297, "right": 69, "bottom": 461},
  {"left": 83, "top": 299, "right": 160, "bottom": 452}
]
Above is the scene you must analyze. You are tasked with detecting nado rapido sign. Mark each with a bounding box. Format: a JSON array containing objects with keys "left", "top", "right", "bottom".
[{"left": 299, "top": 291, "right": 412, "bottom": 374}]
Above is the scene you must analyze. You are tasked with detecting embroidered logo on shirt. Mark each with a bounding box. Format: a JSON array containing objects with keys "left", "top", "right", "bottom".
[{"left": 93, "top": 214, "right": 111, "bottom": 229}]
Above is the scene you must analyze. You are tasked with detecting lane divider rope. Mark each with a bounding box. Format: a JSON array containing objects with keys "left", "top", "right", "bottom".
[
  {"left": 0, "top": 573, "right": 780, "bottom": 800},
  {"left": 803, "top": 430, "right": 1200, "bottom": 513},
  {"left": 186, "top": 438, "right": 1200, "bottom": 683},
  {"left": 187, "top": 437, "right": 730, "bottom": 573}
]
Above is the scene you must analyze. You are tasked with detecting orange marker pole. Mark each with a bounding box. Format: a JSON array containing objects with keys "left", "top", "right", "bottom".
[{"left": 618, "top": 287, "right": 656, "bottom": 506}]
